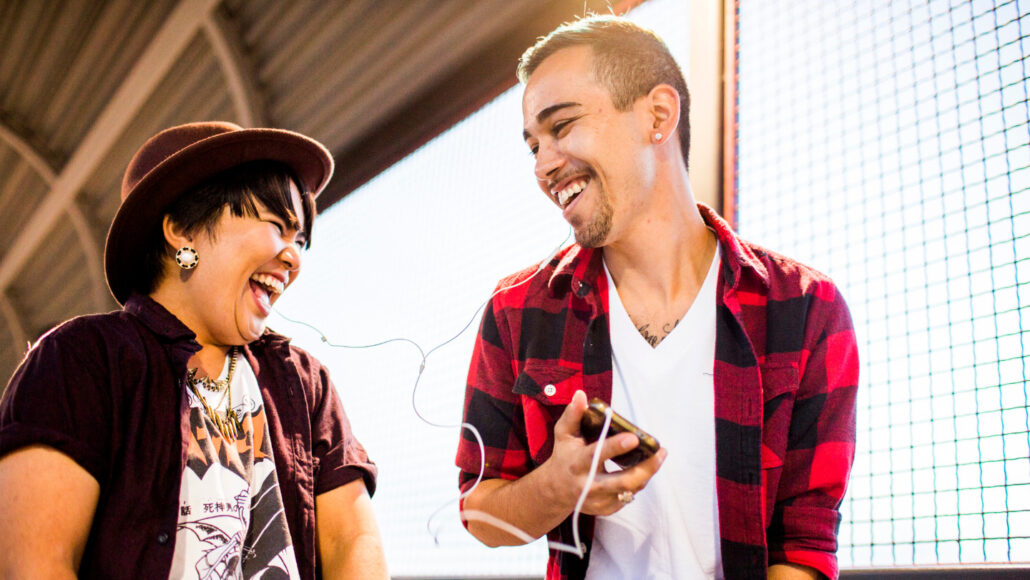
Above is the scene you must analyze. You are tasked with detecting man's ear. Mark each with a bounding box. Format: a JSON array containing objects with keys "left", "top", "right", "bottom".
[
  {"left": 647, "top": 83, "right": 681, "bottom": 144},
  {"left": 162, "top": 215, "right": 192, "bottom": 249}
]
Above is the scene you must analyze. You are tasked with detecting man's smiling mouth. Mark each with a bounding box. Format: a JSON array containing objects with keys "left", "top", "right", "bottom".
[{"left": 555, "top": 177, "right": 588, "bottom": 208}]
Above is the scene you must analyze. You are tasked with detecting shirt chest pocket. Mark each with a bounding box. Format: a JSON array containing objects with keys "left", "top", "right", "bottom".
[
  {"left": 760, "top": 360, "right": 800, "bottom": 471},
  {"left": 513, "top": 362, "right": 585, "bottom": 464}
]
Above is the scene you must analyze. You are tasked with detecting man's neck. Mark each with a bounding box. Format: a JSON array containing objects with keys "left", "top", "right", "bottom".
[{"left": 601, "top": 178, "right": 717, "bottom": 347}]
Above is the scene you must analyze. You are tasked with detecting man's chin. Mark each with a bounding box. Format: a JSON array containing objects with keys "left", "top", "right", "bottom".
[{"left": 574, "top": 226, "right": 609, "bottom": 249}]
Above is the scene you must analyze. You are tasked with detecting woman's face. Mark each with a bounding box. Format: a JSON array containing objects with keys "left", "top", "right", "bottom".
[{"left": 173, "top": 180, "right": 308, "bottom": 348}]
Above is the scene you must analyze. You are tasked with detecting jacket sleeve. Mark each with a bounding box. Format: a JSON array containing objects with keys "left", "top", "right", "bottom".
[{"left": 768, "top": 281, "right": 858, "bottom": 580}]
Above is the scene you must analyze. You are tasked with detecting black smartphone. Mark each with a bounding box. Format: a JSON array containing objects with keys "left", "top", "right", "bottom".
[{"left": 579, "top": 398, "right": 661, "bottom": 468}]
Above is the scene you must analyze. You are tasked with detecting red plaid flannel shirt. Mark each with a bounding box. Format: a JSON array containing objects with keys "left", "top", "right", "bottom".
[{"left": 456, "top": 204, "right": 857, "bottom": 579}]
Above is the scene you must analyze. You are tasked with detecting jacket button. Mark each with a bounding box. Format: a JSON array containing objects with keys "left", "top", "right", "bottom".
[
  {"left": 156, "top": 532, "right": 170, "bottom": 545},
  {"left": 543, "top": 384, "right": 557, "bottom": 397}
]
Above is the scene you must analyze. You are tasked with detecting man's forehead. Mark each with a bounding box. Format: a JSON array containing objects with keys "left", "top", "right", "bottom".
[
  {"left": 522, "top": 47, "right": 602, "bottom": 132},
  {"left": 522, "top": 102, "right": 582, "bottom": 140}
]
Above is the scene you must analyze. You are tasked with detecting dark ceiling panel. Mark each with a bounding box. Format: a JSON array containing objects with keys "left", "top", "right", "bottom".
[{"left": 320, "top": 0, "right": 646, "bottom": 210}]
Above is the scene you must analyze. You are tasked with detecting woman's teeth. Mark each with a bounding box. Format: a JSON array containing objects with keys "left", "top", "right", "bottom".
[{"left": 250, "top": 273, "right": 284, "bottom": 295}]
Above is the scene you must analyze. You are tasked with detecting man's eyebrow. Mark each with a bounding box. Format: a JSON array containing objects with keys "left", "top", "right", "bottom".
[{"left": 523, "top": 101, "right": 581, "bottom": 141}]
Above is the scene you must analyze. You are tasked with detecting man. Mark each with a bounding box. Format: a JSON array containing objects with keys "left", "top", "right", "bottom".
[{"left": 456, "top": 15, "right": 857, "bottom": 580}]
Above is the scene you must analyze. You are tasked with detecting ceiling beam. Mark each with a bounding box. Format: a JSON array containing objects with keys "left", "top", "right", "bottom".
[
  {"left": 0, "top": 118, "right": 57, "bottom": 183},
  {"left": 203, "top": 7, "right": 266, "bottom": 127},
  {"left": 65, "top": 202, "right": 109, "bottom": 311},
  {"left": 0, "top": 116, "right": 108, "bottom": 313},
  {"left": 0, "top": 0, "right": 221, "bottom": 293},
  {"left": 0, "top": 292, "right": 28, "bottom": 359}
]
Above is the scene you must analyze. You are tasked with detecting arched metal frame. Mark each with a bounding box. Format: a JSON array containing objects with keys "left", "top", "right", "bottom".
[
  {"left": 0, "top": 0, "right": 226, "bottom": 356},
  {"left": 203, "top": 7, "right": 267, "bottom": 128}
]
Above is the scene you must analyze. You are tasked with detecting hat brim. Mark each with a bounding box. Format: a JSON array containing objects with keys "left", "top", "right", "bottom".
[{"left": 105, "top": 128, "right": 333, "bottom": 305}]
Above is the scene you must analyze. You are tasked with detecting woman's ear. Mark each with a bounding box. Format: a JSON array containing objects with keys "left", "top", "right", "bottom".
[
  {"left": 162, "top": 215, "right": 191, "bottom": 249},
  {"left": 647, "top": 83, "right": 681, "bottom": 145},
  {"left": 161, "top": 216, "right": 200, "bottom": 277}
]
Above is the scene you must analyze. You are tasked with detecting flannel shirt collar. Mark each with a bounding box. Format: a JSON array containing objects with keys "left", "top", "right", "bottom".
[
  {"left": 546, "top": 243, "right": 603, "bottom": 299},
  {"left": 698, "top": 202, "right": 770, "bottom": 291},
  {"left": 544, "top": 203, "right": 771, "bottom": 297}
]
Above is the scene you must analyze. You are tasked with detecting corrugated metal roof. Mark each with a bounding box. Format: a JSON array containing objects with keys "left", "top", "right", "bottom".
[{"left": 0, "top": 0, "right": 635, "bottom": 381}]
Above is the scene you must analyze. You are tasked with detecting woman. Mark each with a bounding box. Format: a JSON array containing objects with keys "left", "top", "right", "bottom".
[{"left": 0, "top": 122, "right": 388, "bottom": 578}]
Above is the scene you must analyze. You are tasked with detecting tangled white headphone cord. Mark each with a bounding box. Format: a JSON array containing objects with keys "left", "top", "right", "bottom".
[{"left": 274, "top": 226, "right": 610, "bottom": 557}]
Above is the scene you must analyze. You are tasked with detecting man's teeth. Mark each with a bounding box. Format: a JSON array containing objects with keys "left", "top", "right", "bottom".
[
  {"left": 250, "top": 273, "right": 285, "bottom": 295},
  {"left": 557, "top": 180, "right": 586, "bottom": 207}
]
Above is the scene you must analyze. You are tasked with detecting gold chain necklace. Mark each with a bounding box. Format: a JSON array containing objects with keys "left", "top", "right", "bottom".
[
  {"left": 187, "top": 348, "right": 237, "bottom": 392},
  {"left": 186, "top": 347, "right": 243, "bottom": 440}
]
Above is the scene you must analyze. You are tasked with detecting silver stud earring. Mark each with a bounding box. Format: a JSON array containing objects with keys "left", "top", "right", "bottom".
[
  {"left": 175, "top": 246, "right": 199, "bottom": 270},
  {"left": 653, "top": 132, "right": 663, "bottom": 142}
]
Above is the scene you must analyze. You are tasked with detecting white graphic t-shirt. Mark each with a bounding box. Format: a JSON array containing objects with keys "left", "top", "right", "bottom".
[{"left": 169, "top": 354, "right": 300, "bottom": 579}]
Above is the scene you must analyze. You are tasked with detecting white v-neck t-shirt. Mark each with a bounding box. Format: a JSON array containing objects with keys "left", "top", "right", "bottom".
[{"left": 586, "top": 246, "right": 724, "bottom": 580}]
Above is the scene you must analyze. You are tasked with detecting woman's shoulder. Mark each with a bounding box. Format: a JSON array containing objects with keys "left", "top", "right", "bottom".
[{"left": 33, "top": 310, "right": 141, "bottom": 351}]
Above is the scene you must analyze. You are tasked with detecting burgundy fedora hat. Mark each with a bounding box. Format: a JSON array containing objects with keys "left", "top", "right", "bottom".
[{"left": 104, "top": 121, "right": 334, "bottom": 305}]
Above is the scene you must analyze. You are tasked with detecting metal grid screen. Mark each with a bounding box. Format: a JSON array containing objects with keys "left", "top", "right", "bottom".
[{"left": 735, "top": 0, "right": 1030, "bottom": 567}]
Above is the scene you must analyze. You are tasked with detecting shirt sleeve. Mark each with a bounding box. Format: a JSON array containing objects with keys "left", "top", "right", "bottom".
[
  {"left": 455, "top": 285, "right": 530, "bottom": 495},
  {"left": 768, "top": 282, "right": 859, "bottom": 580},
  {"left": 303, "top": 352, "right": 378, "bottom": 497},
  {"left": 0, "top": 320, "right": 114, "bottom": 485}
]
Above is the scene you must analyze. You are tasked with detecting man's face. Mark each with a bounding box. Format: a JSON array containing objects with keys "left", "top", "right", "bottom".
[{"left": 522, "top": 46, "right": 656, "bottom": 248}]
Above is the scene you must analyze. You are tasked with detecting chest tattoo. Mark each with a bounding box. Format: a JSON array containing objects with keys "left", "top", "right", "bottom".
[{"left": 637, "top": 318, "right": 681, "bottom": 348}]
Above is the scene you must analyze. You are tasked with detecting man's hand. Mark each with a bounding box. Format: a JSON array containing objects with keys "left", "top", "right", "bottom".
[
  {"left": 463, "top": 390, "right": 666, "bottom": 546},
  {"left": 540, "top": 390, "right": 667, "bottom": 516}
]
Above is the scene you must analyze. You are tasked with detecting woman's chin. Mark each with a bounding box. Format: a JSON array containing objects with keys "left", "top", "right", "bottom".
[{"left": 236, "top": 317, "right": 267, "bottom": 344}]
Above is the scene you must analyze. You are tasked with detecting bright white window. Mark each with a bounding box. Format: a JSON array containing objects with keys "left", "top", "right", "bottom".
[
  {"left": 737, "top": 0, "right": 1030, "bottom": 566},
  {"left": 273, "top": 1, "right": 689, "bottom": 576}
]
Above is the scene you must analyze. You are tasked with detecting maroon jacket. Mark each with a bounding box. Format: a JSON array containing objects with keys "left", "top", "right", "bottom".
[
  {"left": 456, "top": 204, "right": 858, "bottom": 579},
  {"left": 0, "top": 294, "right": 375, "bottom": 579}
]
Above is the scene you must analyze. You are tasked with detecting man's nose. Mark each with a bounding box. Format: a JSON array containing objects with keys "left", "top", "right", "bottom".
[{"left": 533, "top": 141, "right": 564, "bottom": 185}]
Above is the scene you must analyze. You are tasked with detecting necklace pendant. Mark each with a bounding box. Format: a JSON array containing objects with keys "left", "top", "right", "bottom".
[
  {"left": 213, "top": 413, "right": 234, "bottom": 441},
  {"left": 225, "top": 409, "right": 242, "bottom": 440}
]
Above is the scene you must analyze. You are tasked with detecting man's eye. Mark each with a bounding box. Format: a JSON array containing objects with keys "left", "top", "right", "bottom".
[{"left": 554, "top": 118, "right": 575, "bottom": 134}]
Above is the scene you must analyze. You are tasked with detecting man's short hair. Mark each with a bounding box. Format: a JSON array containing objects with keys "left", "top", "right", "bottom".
[{"left": 517, "top": 14, "right": 691, "bottom": 169}]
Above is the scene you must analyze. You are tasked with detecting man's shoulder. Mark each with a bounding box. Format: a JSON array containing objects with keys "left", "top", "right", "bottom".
[
  {"left": 735, "top": 236, "right": 841, "bottom": 298},
  {"left": 490, "top": 244, "right": 586, "bottom": 306}
]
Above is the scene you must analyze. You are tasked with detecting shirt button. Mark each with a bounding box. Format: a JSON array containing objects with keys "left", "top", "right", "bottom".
[
  {"left": 156, "top": 532, "right": 170, "bottom": 545},
  {"left": 543, "top": 384, "right": 557, "bottom": 397}
]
